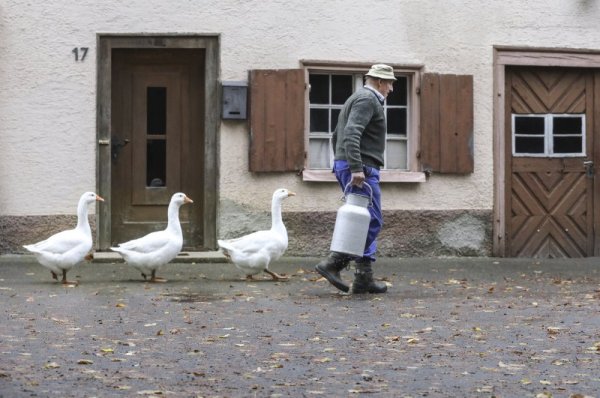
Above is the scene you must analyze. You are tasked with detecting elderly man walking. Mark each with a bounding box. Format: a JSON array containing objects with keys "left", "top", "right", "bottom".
[{"left": 315, "top": 64, "right": 396, "bottom": 294}]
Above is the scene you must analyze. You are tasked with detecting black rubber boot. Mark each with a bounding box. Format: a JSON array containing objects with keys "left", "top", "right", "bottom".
[
  {"left": 315, "top": 252, "right": 351, "bottom": 292},
  {"left": 351, "top": 261, "right": 387, "bottom": 294}
]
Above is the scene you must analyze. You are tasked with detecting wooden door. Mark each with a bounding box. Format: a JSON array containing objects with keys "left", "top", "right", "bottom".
[
  {"left": 111, "top": 49, "right": 204, "bottom": 249},
  {"left": 505, "top": 67, "right": 596, "bottom": 257}
]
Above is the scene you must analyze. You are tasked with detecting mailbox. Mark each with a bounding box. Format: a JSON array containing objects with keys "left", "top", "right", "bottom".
[{"left": 222, "top": 81, "right": 248, "bottom": 120}]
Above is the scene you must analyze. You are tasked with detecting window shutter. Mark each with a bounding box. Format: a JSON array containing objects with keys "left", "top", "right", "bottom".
[
  {"left": 249, "top": 69, "right": 305, "bottom": 172},
  {"left": 420, "top": 73, "right": 474, "bottom": 174}
]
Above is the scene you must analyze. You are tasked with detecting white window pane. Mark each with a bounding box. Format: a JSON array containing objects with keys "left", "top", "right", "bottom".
[
  {"left": 386, "top": 140, "right": 407, "bottom": 169},
  {"left": 309, "top": 139, "right": 331, "bottom": 169}
]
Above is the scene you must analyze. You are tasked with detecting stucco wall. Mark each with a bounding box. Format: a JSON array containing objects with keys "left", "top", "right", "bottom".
[{"left": 1, "top": 1, "right": 599, "bottom": 243}]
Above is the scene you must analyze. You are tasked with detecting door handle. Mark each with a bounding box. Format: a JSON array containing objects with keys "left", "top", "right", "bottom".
[
  {"left": 111, "top": 136, "right": 130, "bottom": 160},
  {"left": 583, "top": 160, "right": 594, "bottom": 178}
]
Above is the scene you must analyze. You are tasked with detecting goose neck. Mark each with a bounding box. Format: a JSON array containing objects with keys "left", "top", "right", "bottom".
[
  {"left": 76, "top": 199, "right": 91, "bottom": 233},
  {"left": 271, "top": 198, "right": 283, "bottom": 230},
  {"left": 167, "top": 201, "right": 182, "bottom": 232}
]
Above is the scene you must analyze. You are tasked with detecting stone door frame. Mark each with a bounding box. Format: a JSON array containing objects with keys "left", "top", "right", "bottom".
[{"left": 96, "top": 34, "right": 220, "bottom": 251}]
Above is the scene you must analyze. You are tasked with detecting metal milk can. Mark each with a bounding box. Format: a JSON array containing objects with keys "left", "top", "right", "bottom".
[{"left": 330, "top": 183, "right": 372, "bottom": 256}]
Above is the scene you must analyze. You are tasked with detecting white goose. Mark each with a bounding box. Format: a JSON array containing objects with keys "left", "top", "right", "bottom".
[
  {"left": 23, "top": 192, "right": 104, "bottom": 285},
  {"left": 218, "top": 188, "right": 295, "bottom": 281},
  {"left": 110, "top": 192, "right": 193, "bottom": 282}
]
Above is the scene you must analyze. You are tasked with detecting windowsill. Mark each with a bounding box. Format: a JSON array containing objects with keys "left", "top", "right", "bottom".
[{"left": 302, "top": 169, "right": 427, "bottom": 183}]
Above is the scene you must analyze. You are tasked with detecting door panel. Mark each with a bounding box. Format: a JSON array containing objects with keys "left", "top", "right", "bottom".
[
  {"left": 111, "top": 49, "right": 204, "bottom": 249},
  {"left": 131, "top": 68, "right": 182, "bottom": 205},
  {"left": 505, "top": 67, "right": 594, "bottom": 258}
]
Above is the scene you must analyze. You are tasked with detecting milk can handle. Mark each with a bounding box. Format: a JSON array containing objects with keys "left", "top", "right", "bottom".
[{"left": 342, "top": 182, "right": 373, "bottom": 206}]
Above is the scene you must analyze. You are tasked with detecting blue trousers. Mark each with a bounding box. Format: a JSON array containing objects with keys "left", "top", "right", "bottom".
[{"left": 333, "top": 160, "right": 382, "bottom": 262}]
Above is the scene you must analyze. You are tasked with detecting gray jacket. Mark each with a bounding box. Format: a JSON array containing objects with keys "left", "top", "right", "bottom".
[{"left": 332, "top": 87, "right": 386, "bottom": 172}]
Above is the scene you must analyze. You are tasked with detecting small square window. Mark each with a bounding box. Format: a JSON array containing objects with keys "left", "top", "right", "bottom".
[{"left": 512, "top": 114, "right": 585, "bottom": 157}]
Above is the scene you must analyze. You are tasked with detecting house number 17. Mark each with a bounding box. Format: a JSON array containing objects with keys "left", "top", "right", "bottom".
[{"left": 72, "top": 47, "right": 89, "bottom": 62}]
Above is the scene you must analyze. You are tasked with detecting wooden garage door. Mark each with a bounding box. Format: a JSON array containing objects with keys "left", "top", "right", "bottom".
[{"left": 505, "top": 67, "right": 595, "bottom": 258}]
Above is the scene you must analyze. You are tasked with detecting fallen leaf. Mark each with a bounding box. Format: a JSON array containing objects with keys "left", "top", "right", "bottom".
[
  {"left": 77, "top": 359, "right": 93, "bottom": 365},
  {"left": 400, "top": 313, "right": 418, "bottom": 318},
  {"left": 499, "top": 361, "right": 525, "bottom": 371},
  {"left": 43, "top": 362, "right": 60, "bottom": 369}
]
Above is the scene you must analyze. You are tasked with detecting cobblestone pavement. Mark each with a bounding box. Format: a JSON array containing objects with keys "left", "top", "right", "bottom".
[{"left": 0, "top": 255, "right": 599, "bottom": 397}]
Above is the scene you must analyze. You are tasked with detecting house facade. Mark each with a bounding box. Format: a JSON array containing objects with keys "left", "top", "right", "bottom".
[{"left": 2, "top": 0, "right": 600, "bottom": 258}]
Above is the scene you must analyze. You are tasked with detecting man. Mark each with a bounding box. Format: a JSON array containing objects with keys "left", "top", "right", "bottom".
[{"left": 315, "top": 64, "right": 395, "bottom": 294}]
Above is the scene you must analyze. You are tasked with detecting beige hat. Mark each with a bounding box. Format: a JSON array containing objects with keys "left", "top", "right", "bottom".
[{"left": 365, "top": 64, "right": 396, "bottom": 81}]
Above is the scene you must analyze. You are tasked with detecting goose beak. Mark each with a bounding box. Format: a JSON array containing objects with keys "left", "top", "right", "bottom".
[
  {"left": 96, "top": 195, "right": 105, "bottom": 202},
  {"left": 288, "top": 191, "right": 296, "bottom": 197},
  {"left": 184, "top": 196, "right": 194, "bottom": 204}
]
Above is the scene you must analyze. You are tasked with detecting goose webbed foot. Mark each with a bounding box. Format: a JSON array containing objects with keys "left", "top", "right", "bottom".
[
  {"left": 51, "top": 271, "right": 58, "bottom": 281},
  {"left": 264, "top": 269, "right": 289, "bottom": 281},
  {"left": 149, "top": 270, "right": 167, "bottom": 283},
  {"left": 61, "top": 270, "right": 78, "bottom": 286}
]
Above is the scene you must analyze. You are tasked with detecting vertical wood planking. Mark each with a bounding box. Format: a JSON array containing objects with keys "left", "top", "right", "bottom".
[
  {"left": 456, "top": 75, "right": 474, "bottom": 173},
  {"left": 249, "top": 69, "right": 305, "bottom": 172},
  {"left": 439, "top": 74, "right": 458, "bottom": 173},
  {"left": 420, "top": 73, "right": 473, "bottom": 174},
  {"left": 285, "top": 70, "right": 305, "bottom": 171},
  {"left": 267, "top": 71, "right": 286, "bottom": 170},
  {"left": 419, "top": 73, "right": 441, "bottom": 172}
]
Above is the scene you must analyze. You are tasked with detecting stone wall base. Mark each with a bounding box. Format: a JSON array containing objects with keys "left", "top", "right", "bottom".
[
  {"left": 1, "top": 210, "right": 492, "bottom": 257},
  {"left": 284, "top": 209, "right": 493, "bottom": 257},
  {"left": 0, "top": 215, "right": 97, "bottom": 254}
]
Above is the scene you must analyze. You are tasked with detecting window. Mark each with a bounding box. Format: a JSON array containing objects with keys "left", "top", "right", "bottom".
[
  {"left": 512, "top": 114, "right": 585, "bottom": 157},
  {"left": 248, "top": 66, "right": 472, "bottom": 178},
  {"left": 307, "top": 71, "right": 410, "bottom": 171}
]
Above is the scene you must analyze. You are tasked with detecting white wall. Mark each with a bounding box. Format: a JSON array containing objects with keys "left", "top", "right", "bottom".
[{"left": 1, "top": 0, "right": 599, "bottom": 216}]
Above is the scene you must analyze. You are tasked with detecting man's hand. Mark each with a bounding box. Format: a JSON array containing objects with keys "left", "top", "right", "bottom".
[{"left": 350, "top": 171, "right": 365, "bottom": 187}]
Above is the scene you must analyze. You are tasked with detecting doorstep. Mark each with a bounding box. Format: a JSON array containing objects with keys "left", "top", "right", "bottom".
[{"left": 91, "top": 251, "right": 228, "bottom": 264}]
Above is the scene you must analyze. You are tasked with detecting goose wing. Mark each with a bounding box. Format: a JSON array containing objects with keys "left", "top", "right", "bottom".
[
  {"left": 115, "top": 230, "right": 172, "bottom": 254},
  {"left": 24, "top": 229, "right": 88, "bottom": 255}
]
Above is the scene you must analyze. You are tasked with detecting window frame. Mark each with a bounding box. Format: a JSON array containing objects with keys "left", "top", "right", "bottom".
[
  {"left": 512, "top": 113, "right": 586, "bottom": 157},
  {"left": 300, "top": 61, "right": 426, "bottom": 183}
]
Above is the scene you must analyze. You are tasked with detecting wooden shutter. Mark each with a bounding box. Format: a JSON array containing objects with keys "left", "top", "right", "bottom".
[
  {"left": 420, "top": 73, "right": 474, "bottom": 174},
  {"left": 249, "top": 69, "right": 305, "bottom": 172}
]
